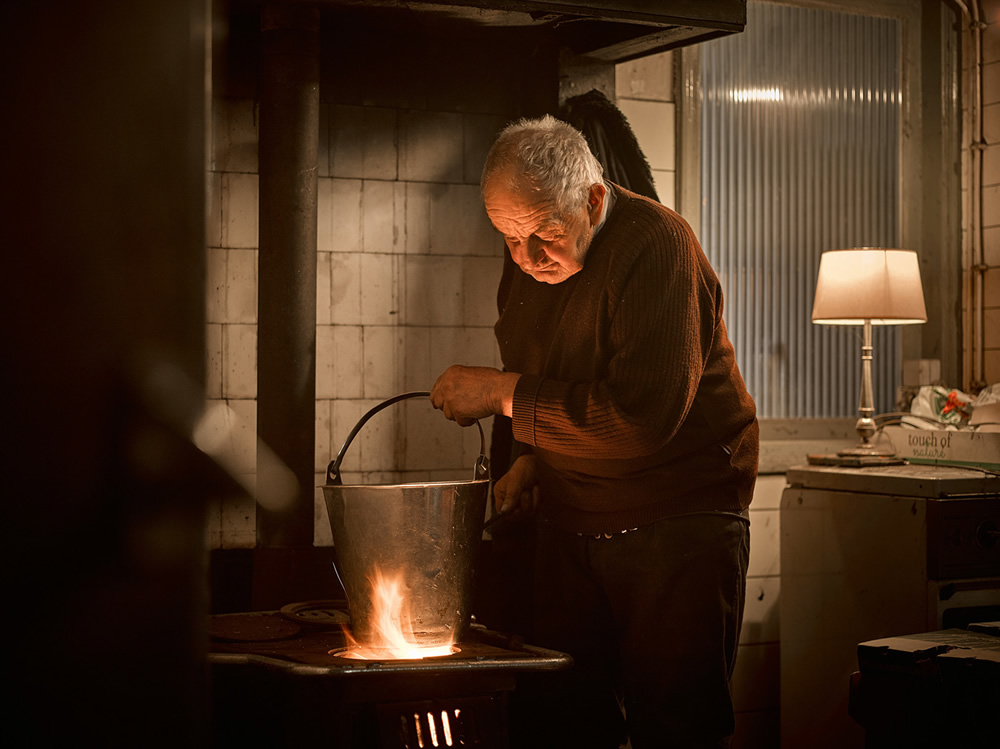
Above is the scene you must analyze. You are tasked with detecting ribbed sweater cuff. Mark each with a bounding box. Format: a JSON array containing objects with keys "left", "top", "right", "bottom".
[{"left": 511, "top": 374, "right": 543, "bottom": 446}]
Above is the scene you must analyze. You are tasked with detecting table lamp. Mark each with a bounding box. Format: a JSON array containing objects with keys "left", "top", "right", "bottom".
[{"left": 811, "top": 248, "right": 927, "bottom": 460}]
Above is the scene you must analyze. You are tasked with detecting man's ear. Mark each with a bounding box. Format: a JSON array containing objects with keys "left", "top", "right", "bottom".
[{"left": 587, "top": 182, "right": 607, "bottom": 225}]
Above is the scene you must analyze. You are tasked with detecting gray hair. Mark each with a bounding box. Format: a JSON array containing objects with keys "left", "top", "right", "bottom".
[{"left": 481, "top": 115, "right": 604, "bottom": 218}]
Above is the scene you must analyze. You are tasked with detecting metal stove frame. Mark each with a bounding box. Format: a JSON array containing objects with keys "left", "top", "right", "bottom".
[{"left": 209, "top": 610, "right": 570, "bottom": 748}]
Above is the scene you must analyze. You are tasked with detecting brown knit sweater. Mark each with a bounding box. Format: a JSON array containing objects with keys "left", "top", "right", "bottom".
[{"left": 495, "top": 184, "right": 759, "bottom": 534}]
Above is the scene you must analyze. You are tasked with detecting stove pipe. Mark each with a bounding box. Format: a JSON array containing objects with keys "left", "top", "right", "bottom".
[{"left": 257, "top": 3, "right": 320, "bottom": 549}]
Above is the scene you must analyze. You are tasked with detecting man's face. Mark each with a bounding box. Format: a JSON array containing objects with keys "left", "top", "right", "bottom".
[{"left": 484, "top": 176, "right": 605, "bottom": 284}]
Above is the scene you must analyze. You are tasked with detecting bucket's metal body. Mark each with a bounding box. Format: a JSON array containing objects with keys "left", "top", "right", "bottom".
[
  {"left": 321, "top": 392, "right": 490, "bottom": 649},
  {"left": 322, "top": 478, "right": 489, "bottom": 647}
]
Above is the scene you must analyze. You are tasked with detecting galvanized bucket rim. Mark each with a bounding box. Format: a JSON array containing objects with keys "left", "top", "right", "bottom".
[{"left": 321, "top": 478, "right": 490, "bottom": 490}]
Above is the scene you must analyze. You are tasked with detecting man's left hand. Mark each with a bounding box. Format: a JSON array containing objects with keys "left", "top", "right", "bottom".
[{"left": 430, "top": 365, "right": 519, "bottom": 426}]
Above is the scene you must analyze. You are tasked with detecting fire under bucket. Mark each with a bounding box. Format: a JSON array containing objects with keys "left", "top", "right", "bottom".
[{"left": 321, "top": 391, "right": 490, "bottom": 650}]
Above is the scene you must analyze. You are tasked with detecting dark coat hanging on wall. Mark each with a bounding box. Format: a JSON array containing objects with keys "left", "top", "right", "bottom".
[{"left": 559, "top": 89, "right": 660, "bottom": 202}]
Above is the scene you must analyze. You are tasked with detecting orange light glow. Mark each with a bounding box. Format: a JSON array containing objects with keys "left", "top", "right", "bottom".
[{"left": 332, "top": 567, "right": 456, "bottom": 660}]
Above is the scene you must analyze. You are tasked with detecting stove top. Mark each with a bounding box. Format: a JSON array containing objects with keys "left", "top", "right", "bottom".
[{"left": 208, "top": 600, "right": 571, "bottom": 677}]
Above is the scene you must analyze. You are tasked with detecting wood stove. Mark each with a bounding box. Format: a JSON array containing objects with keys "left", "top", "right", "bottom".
[{"left": 209, "top": 601, "right": 571, "bottom": 748}]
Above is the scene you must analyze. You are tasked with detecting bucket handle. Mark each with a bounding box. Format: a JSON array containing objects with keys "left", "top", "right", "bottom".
[{"left": 325, "top": 391, "right": 490, "bottom": 486}]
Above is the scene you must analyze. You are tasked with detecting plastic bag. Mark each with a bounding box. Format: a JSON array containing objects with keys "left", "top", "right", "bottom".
[
  {"left": 909, "top": 385, "right": 975, "bottom": 425},
  {"left": 970, "top": 383, "right": 1000, "bottom": 430}
]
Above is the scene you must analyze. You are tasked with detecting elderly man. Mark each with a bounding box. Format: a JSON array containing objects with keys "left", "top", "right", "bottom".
[{"left": 431, "top": 115, "right": 758, "bottom": 748}]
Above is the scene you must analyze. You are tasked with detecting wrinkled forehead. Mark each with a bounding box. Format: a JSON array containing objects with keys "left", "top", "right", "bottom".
[{"left": 484, "top": 173, "right": 564, "bottom": 236}]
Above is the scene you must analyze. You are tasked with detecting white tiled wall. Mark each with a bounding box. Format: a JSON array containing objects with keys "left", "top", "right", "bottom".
[
  {"left": 208, "top": 92, "right": 506, "bottom": 549},
  {"left": 206, "top": 97, "right": 261, "bottom": 550},
  {"left": 616, "top": 52, "right": 676, "bottom": 209}
]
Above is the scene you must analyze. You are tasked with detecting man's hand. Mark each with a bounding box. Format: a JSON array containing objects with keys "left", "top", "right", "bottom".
[
  {"left": 430, "top": 365, "right": 519, "bottom": 426},
  {"left": 493, "top": 454, "right": 540, "bottom": 516}
]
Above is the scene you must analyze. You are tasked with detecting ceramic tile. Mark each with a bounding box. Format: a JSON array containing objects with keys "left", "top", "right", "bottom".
[
  {"left": 222, "top": 324, "right": 257, "bottom": 399},
  {"left": 316, "top": 251, "right": 332, "bottom": 325},
  {"left": 751, "top": 474, "right": 787, "bottom": 510},
  {"left": 984, "top": 141, "right": 1000, "bottom": 186},
  {"left": 984, "top": 102, "right": 1000, "bottom": 144},
  {"left": 984, "top": 60, "right": 999, "bottom": 106},
  {"left": 401, "top": 397, "right": 464, "bottom": 471},
  {"left": 360, "top": 107, "right": 398, "bottom": 180},
  {"left": 988, "top": 307, "right": 1000, "bottom": 351},
  {"left": 316, "top": 325, "right": 364, "bottom": 399},
  {"left": 747, "top": 508, "right": 779, "bottom": 577},
  {"left": 206, "top": 172, "right": 224, "bottom": 247},
  {"left": 206, "top": 247, "right": 226, "bottom": 323},
  {"left": 463, "top": 113, "right": 508, "bottom": 185},
  {"left": 360, "top": 253, "right": 398, "bottom": 325},
  {"left": 652, "top": 169, "right": 675, "bottom": 210},
  {"left": 315, "top": 399, "right": 332, "bottom": 474},
  {"left": 329, "top": 253, "right": 362, "bottom": 326},
  {"left": 317, "top": 178, "right": 332, "bottom": 253},
  {"left": 362, "top": 179, "right": 401, "bottom": 254},
  {"left": 319, "top": 178, "right": 362, "bottom": 254},
  {"left": 982, "top": 192, "right": 999, "bottom": 261},
  {"left": 214, "top": 97, "right": 258, "bottom": 173},
  {"left": 462, "top": 256, "right": 504, "bottom": 327},
  {"left": 319, "top": 100, "right": 330, "bottom": 178},
  {"left": 985, "top": 266, "right": 1000, "bottom": 307},
  {"left": 225, "top": 399, "right": 258, "bottom": 476},
  {"left": 399, "top": 110, "right": 463, "bottom": 183},
  {"left": 615, "top": 51, "right": 673, "bottom": 102},
  {"left": 428, "top": 183, "right": 496, "bottom": 256},
  {"left": 405, "top": 255, "right": 463, "bottom": 326},
  {"left": 313, "top": 481, "right": 334, "bottom": 547},
  {"left": 403, "top": 182, "right": 432, "bottom": 255},
  {"left": 984, "top": 21, "right": 999, "bottom": 64},
  {"left": 330, "top": 399, "right": 369, "bottom": 474},
  {"left": 356, "top": 396, "right": 402, "bottom": 472},
  {"left": 221, "top": 172, "right": 259, "bottom": 249},
  {"left": 617, "top": 98, "right": 675, "bottom": 172},
  {"left": 986, "top": 347, "right": 1000, "bottom": 384},
  {"left": 226, "top": 249, "right": 257, "bottom": 323},
  {"left": 329, "top": 104, "right": 365, "bottom": 178},
  {"left": 429, "top": 326, "right": 499, "bottom": 373},
  {"left": 362, "top": 325, "right": 402, "bottom": 399},
  {"left": 401, "top": 326, "right": 433, "bottom": 392},
  {"left": 205, "top": 324, "right": 223, "bottom": 399},
  {"left": 330, "top": 105, "right": 398, "bottom": 180}
]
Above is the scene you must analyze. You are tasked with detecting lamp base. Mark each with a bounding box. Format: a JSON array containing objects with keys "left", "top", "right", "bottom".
[
  {"left": 837, "top": 445, "right": 895, "bottom": 458},
  {"left": 807, "top": 453, "right": 907, "bottom": 468}
]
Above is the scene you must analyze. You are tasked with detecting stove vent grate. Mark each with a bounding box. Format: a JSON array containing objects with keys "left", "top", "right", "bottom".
[{"left": 377, "top": 695, "right": 507, "bottom": 748}]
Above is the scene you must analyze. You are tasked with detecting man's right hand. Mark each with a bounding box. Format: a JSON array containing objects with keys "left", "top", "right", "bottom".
[{"left": 493, "top": 454, "right": 540, "bottom": 517}]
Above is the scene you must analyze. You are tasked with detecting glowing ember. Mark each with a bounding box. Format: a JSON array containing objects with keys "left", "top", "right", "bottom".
[{"left": 332, "top": 567, "right": 457, "bottom": 660}]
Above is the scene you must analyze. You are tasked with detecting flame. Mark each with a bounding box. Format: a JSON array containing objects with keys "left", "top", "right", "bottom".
[{"left": 334, "top": 567, "right": 456, "bottom": 660}]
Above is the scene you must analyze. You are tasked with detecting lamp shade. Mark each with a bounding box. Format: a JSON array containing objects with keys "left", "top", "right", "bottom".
[{"left": 811, "top": 248, "right": 927, "bottom": 325}]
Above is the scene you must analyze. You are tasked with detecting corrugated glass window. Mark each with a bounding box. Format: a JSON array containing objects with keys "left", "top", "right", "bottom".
[{"left": 700, "top": 1, "right": 901, "bottom": 418}]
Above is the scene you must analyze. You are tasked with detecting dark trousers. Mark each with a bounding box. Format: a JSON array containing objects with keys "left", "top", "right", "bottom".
[{"left": 510, "top": 510, "right": 750, "bottom": 749}]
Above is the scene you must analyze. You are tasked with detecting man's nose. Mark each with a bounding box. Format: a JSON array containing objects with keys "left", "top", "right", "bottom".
[{"left": 515, "top": 237, "right": 546, "bottom": 268}]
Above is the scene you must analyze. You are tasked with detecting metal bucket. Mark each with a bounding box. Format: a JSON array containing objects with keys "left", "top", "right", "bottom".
[{"left": 321, "top": 392, "right": 490, "bottom": 649}]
